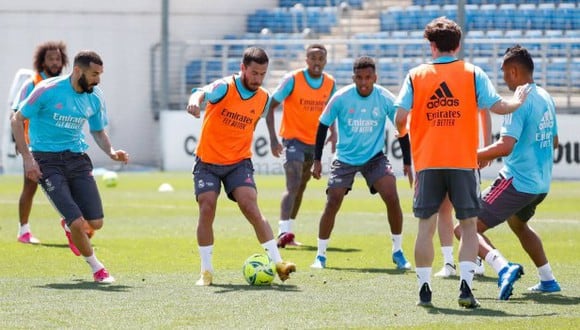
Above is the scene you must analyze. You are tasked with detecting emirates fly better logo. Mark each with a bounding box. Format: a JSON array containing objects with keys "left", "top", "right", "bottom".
[{"left": 426, "top": 82, "right": 461, "bottom": 127}]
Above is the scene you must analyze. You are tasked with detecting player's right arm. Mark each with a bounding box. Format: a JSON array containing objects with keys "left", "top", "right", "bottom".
[
  {"left": 187, "top": 80, "right": 229, "bottom": 118},
  {"left": 10, "top": 111, "right": 41, "bottom": 182},
  {"left": 478, "top": 108, "right": 493, "bottom": 168},
  {"left": 186, "top": 90, "right": 204, "bottom": 118},
  {"left": 312, "top": 122, "right": 329, "bottom": 180},
  {"left": 475, "top": 67, "right": 530, "bottom": 115},
  {"left": 266, "top": 98, "right": 283, "bottom": 157}
]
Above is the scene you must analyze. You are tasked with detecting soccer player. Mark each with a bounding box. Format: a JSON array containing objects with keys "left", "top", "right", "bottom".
[
  {"left": 11, "top": 50, "right": 127, "bottom": 283},
  {"left": 435, "top": 108, "right": 491, "bottom": 278},
  {"left": 310, "top": 56, "right": 412, "bottom": 271},
  {"left": 266, "top": 43, "right": 337, "bottom": 248},
  {"left": 186, "top": 46, "right": 296, "bottom": 286},
  {"left": 11, "top": 41, "right": 69, "bottom": 244},
  {"left": 394, "top": 17, "right": 529, "bottom": 308},
  {"left": 458, "top": 45, "right": 561, "bottom": 299}
]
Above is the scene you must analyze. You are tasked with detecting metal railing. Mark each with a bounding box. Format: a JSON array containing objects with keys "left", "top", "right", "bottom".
[{"left": 150, "top": 37, "right": 580, "bottom": 118}]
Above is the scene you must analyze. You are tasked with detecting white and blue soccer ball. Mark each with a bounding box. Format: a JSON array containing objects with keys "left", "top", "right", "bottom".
[{"left": 242, "top": 253, "right": 276, "bottom": 285}]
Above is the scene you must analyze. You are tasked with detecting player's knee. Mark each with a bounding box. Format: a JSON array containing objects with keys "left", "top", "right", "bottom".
[{"left": 86, "top": 219, "right": 104, "bottom": 230}]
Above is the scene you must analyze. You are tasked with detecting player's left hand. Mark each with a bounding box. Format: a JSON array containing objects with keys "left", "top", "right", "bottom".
[
  {"left": 111, "top": 149, "right": 129, "bottom": 164},
  {"left": 403, "top": 164, "right": 413, "bottom": 187},
  {"left": 311, "top": 160, "right": 322, "bottom": 180},
  {"left": 325, "top": 133, "right": 337, "bottom": 154},
  {"left": 478, "top": 159, "right": 491, "bottom": 169},
  {"left": 513, "top": 83, "right": 531, "bottom": 105}
]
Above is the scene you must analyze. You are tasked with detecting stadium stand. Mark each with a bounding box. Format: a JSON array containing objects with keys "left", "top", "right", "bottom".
[{"left": 179, "top": 0, "right": 579, "bottom": 111}]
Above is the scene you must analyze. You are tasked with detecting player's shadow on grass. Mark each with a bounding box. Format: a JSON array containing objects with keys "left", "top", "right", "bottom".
[
  {"left": 39, "top": 242, "right": 74, "bottom": 250},
  {"left": 519, "top": 292, "right": 580, "bottom": 305},
  {"left": 422, "top": 305, "right": 557, "bottom": 317},
  {"left": 327, "top": 266, "right": 410, "bottom": 275},
  {"left": 285, "top": 244, "right": 361, "bottom": 253},
  {"left": 35, "top": 280, "right": 133, "bottom": 292},
  {"left": 437, "top": 274, "right": 498, "bottom": 283},
  {"left": 209, "top": 283, "right": 301, "bottom": 294}
]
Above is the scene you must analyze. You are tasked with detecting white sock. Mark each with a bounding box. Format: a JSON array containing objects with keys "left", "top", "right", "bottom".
[
  {"left": 459, "top": 261, "right": 476, "bottom": 289},
  {"left": 289, "top": 219, "right": 296, "bottom": 233},
  {"left": 262, "top": 239, "right": 282, "bottom": 263},
  {"left": 391, "top": 234, "right": 403, "bottom": 253},
  {"left": 317, "top": 238, "right": 329, "bottom": 257},
  {"left": 19, "top": 223, "right": 30, "bottom": 235},
  {"left": 538, "top": 263, "right": 556, "bottom": 282},
  {"left": 485, "top": 249, "right": 509, "bottom": 274},
  {"left": 278, "top": 220, "right": 290, "bottom": 235},
  {"left": 198, "top": 245, "right": 213, "bottom": 273},
  {"left": 84, "top": 254, "right": 105, "bottom": 273},
  {"left": 441, "top": 246, "right": 454, "bottom": 265},
  {"left": 416, "top": 267, "right": 432, "bottom": 289}
]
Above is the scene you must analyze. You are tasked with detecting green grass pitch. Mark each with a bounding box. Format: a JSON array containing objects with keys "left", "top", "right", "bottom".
[{"left": 1, "top": 172, "right": 579, "bottom": 328}]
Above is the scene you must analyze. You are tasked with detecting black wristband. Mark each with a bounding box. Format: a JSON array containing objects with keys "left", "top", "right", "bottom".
[
  {"left": 398, "top": 134, "right": 411, "bottom": 166},
  {"left": 314, "top": 123, "right": 329, "bottom": 161}
]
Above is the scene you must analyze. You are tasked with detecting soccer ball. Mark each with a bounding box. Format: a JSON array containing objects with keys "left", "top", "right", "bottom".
[
  {"left": 102, "top": 171, "right": 118, "bottom": 188},
  {"left": 242, "top": 253, "right": 276, "bottom": 286}
]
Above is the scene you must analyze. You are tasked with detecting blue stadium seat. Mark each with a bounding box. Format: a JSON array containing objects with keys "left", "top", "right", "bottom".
[
  {"left": 422, "top": 5, "right": 442, "bottom": 26},
  {"left": 553, "top": 3, "right": 577, "bottom": 30},
  {"left": 537, "top": 3, "right": 556, "bottom": 30},
  {"left": 470, "top": 4, "right": 496, "bottom": 30},
  {"left": 399, "top": 5, "right": 422, "bottom": 31},
  {"left": 326, "top": 59, "right": 354, "bottom": 86},
  {"left": 380, "top": 6, "right": 403, "bottom": 31},
  {"left": 546, "top": 57, "right": 569, "bottom": 87},
  {"left": 382, "top": 31, "right": 408, "bottom": 57},
  {"left": 464, "top": 30, "right": 485, "bottom": 57},
  {"left": 377, "top": 59, "right": 402, "bottom": 86},
  {"left": 572, "top": 57, "right": 580, "bottom": 88},
  {"left": 441, "top": 4, "right": 458, "bottom": 21},
  {"left": 523, "top": 30, "right": 544, "bottom": 53},
  {"left": 544, "top": 29, "right": 565, "bottom": 52},
  {"left": 496, "top": 3, "right": 517, "bottom": 30},
  {"left": 279, "top": 0, "right": 363, "bottom": 10},
  {"left": 504, "top": 30, "right": 523, "bottom": 40},
  {"left": 514, "top": 3, "right": 536, "bottom": 31}
]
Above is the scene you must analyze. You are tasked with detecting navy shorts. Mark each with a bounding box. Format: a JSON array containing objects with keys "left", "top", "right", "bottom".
[
  {"left": 479, "top": 175, "right": 547, "bottom": 228},
  {"left": 33, "top": 151, "right": 103, "bottom": 225},
  {"left": 192, "top": 157, "right": 257, "bottom": 202},
  {"left": 327, "top": 152, "right": 395, "bottom": 195},
  {"left": 414, "top": 169, "right": 481, "bottom": 220},
  {"left": 283, "top": 138, "right": 314, "bottom": 165}
]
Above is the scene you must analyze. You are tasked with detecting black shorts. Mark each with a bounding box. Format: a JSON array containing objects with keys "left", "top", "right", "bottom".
[
  {"left": 327, "top": 152, "right": 395, "bottom": 195},
  {"left": 283, "top": 138, "right": 314, "bottom": 165},
  {"left": 33, "top": 151, "right": 103, "bottom": 225},
  {"left": 414, "top": 169, "right": 481, "bottom": 220},
  {"left": 192, "top": 157, "right": 257, "bottom": 202},
  {"left": 479, "top": 175, "right": 547, "bottom": 228}
]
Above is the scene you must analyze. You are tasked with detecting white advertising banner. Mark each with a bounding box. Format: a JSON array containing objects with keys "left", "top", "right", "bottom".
[{"left": 159, "top": 111, "right": 580, "bottom": 179}]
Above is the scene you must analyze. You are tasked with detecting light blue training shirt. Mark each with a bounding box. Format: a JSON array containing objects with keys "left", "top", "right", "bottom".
[
  {"left": 19, "top": 75, "right": 108, "bottom": 153},
  {"left": 500, "top": 83, "right": 558, "bottom": 194},
  {"left": 319, "top": 84, "right": 397, "bottom": 166}
]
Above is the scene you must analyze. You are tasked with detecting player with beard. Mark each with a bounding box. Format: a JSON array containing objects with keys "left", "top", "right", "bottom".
[
  {"left": 11, "top": 41, "right": 69, "bottom": 244},
  {"left": 11, "top": 50, "right": 128, "bottom": 283},
  {"left": 186, "top": 47, "right": 296, "bottom": 286},
  {"left": 266, "top": 44, "right": 337, "bottom": 248}
]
